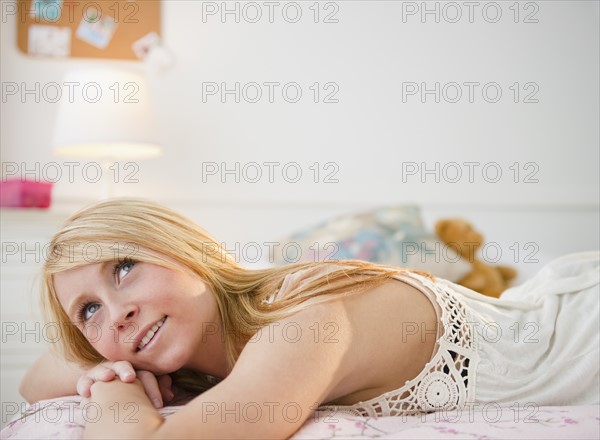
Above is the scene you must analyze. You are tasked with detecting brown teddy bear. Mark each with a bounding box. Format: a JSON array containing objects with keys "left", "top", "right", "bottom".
[{"left": 435, "top": 218, "right": 517, "bottom": 298}]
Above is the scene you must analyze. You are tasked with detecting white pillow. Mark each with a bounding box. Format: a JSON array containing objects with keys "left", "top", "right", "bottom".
[{"left": 270, "top": 205, "right": 472, "bottom": 282}]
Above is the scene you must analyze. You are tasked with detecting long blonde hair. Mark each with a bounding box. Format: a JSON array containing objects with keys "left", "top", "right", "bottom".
[{"left": 41, "top": 197, "right": 433, "bottom": 395}]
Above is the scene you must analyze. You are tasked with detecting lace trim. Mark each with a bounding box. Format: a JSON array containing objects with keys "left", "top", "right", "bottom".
[{"left": 316, "top": 272, "right": 480, "bottom": 417}]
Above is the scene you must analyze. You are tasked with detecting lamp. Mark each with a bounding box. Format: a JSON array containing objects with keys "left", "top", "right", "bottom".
[{"left": 51, "top": 68, "right": 163, "bottom": 198}]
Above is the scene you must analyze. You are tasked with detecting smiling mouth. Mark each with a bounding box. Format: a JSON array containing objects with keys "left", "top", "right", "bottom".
[{"left": 136, "top": 316, "right": 167, "bottom": 352}]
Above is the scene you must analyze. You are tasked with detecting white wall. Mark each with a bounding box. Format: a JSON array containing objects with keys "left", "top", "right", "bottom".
[
  {"left": 1, "top": 0, "right": 599, "bottom": 428},
  {"left": 3, "top": 0, "right": 598, "bottom": 263},
  {"left": 2, "top": 1, "right": 598, "bottom": 206}
]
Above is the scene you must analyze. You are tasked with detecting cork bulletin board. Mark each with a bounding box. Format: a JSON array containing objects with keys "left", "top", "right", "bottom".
[{"left": 16, "top": 0, "right": 161, "bottom": 60}]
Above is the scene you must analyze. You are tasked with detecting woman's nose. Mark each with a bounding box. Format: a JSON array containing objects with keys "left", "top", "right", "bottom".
[{"left": 112, "top": 305, "right": 139, "bottom": 331}]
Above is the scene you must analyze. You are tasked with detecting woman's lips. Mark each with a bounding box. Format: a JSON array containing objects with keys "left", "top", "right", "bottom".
[{"left": 136, "top": 316, "right": 167, "bottom": 352}]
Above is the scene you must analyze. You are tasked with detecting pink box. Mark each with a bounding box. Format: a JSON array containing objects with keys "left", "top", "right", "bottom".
[{"left": 0, "top": 179, "right": 54, "bottom": 208}]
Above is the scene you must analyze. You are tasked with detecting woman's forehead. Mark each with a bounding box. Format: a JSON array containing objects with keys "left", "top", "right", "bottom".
[{"left": 53, "top": 262, "right": 107, "bottom": 289}]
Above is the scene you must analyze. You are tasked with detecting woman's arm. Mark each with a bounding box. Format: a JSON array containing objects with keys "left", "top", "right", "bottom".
[
  {"left": 83, "top": 302, "right": 352, "bottom": 439},
  {"left": 19, "top": 350, "right": 87, "bottom": 403},
  {"left": 84, "top": 379, "right": 165, "bottom": 440}
]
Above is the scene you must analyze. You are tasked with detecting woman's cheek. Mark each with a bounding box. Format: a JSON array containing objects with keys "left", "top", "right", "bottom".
[
  {"left": 97, "top": 342, "right": 120, "bottom": 361},
  {"left": 92, "top": 325, "right": 121, "bottom": 360}
]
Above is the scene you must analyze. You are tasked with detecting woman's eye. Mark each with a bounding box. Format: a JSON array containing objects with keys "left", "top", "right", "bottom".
[
  {"left": 113, "top": 259, "right": 135, "bottom": 282},
  {"left": 86, "top": 303, "right": 100, "bottom": 320},
  {"left": 79, "top": 302, "right": 100, "bottom": 322}
]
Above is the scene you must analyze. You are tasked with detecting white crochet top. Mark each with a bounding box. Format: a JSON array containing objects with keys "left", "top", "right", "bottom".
[{"left": 266, "top": 266, "right": 481, "bottom": 417}]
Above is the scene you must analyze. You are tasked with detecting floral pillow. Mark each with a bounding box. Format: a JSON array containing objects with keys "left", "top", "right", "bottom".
[{"left": 272, "top": 205, "right": 471, "bottom": 282}]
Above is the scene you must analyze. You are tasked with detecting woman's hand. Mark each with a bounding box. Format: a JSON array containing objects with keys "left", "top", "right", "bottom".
[{"left": 76, "top": 360, "right": 174, "bottom": 408}]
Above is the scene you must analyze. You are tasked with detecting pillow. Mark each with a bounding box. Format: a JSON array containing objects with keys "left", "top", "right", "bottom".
[{"left": 271, "top": 205, "right": 471, "bottom": 282}]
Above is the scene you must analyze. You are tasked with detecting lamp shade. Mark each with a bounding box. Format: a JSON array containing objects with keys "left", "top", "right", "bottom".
[{"left": 52, "top": 69, "right": 163, "bottom": 159}]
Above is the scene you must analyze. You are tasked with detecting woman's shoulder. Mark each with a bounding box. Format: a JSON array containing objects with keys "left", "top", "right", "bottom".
[{"left": 263, "top": 264, "right": 440, "bottom": 407}]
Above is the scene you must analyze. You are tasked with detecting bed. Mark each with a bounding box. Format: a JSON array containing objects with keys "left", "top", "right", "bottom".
[{"left": 1, "top": 396, "right": 599, "bottom": 439}]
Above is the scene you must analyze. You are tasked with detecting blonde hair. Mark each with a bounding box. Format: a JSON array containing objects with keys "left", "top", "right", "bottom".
[{"left": 41, "top": 197, "right": 433, "bottom": 395}]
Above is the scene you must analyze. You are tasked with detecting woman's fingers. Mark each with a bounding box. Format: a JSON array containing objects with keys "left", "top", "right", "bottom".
[
  {"left": 77, "top": 361, "right": 170, "bottom": 410},
  {"left": 76, "top": 375, "right": 95, "bottom": 398},
  {"left": 76, "top": 360, "right": 137, "bottom": 398},
  {"left": 110, "top": 360, "right": 136, "bottom": 382},
  {"left": 136, "top": 370, "right": 163, "bottom": 409},
  {"left": 91, "top": 366, "right": 116, "bottom": 381},
  {"left": 76, "top": 365, "right": 114, "bottom": 397},
  {"left": 157, "top": 374, "right": 174, "bottom": 402}
]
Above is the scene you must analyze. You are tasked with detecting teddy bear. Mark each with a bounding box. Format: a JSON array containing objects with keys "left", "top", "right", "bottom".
[{"left": 435, "top": 218, "right": 517, "bottom": 298}]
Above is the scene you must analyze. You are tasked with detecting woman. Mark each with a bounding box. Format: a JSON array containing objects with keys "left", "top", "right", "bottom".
[{"left": 21, "top": 198, "right": 599, "bottom": 439}]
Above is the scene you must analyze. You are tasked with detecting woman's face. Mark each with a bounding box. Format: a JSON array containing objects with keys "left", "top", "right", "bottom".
[{"left": 53, "top": 255, "right": 225, "bottom": 375}]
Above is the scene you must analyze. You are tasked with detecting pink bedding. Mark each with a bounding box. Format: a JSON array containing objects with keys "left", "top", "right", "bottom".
[{"left": 2, "top": 396, "right": 599, "bottom": 439}]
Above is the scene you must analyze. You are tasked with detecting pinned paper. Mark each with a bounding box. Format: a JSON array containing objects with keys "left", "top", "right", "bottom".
[
  {"left": 132, "top": 32, "right": 175, "bottom": 70},
  {"left": 28, "top": 24, "right": 71, "bottom": 56},
  {"left": 32, "top": 0, "right": 63, "bottom": 21},
  {"left": 75, "top": 10, "right": 117, "bottom": 49},
  {"left": 132, "top": 32, "right": 160, "bottom": 59}
]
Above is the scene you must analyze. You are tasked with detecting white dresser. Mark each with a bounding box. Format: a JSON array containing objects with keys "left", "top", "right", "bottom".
[{"left": 0, "top": 208, "right": 72, "bottom": 429}]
